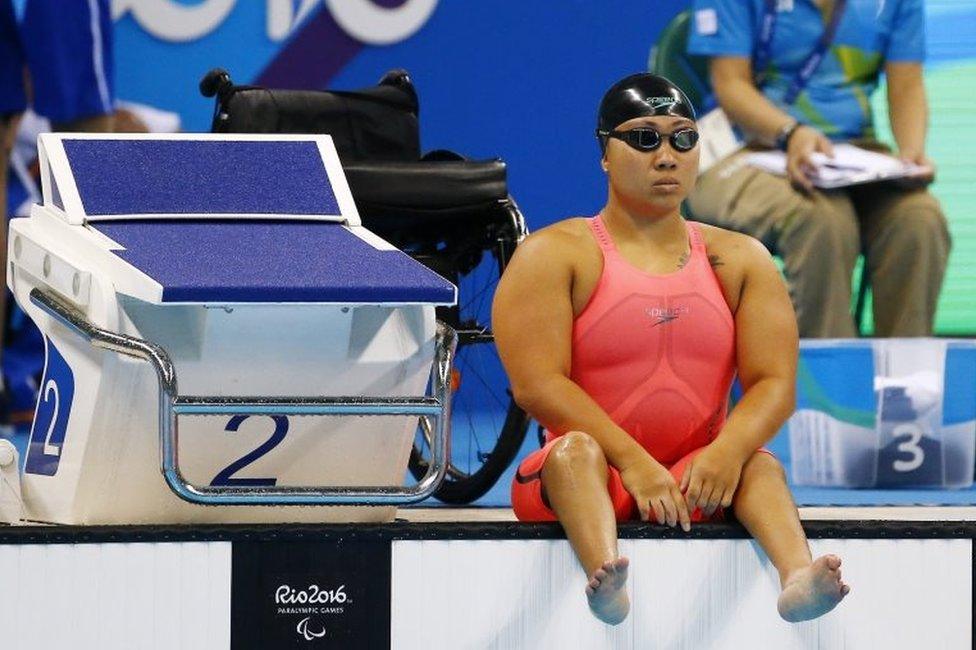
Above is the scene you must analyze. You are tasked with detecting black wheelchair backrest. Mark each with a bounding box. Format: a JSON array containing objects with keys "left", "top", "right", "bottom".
[{"left": 201, "top": 68, "right": 420, "bottom": 162}]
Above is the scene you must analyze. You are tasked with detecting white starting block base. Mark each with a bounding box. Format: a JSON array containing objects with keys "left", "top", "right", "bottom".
[{"left": 13, "top": 300, "right": 435, "bottom": 525}]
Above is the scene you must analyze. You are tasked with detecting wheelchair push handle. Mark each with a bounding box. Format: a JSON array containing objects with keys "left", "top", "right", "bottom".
[{"left": 199, "top": 68, "right": 233, "bottom": 99}]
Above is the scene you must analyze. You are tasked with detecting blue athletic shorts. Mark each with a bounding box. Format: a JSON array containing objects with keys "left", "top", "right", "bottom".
[{"left": 0, "top": 0, "right": 114, "bottom": 123}]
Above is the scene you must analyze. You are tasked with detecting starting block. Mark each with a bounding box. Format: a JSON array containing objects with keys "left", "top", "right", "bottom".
[{"left": 4, "top": 133, "right": 457, "bottom": 525}]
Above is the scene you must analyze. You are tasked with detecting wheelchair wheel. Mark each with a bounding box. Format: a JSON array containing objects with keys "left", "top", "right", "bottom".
[{"left": 408, "top": 217, "right": 531, "bottom": 504}]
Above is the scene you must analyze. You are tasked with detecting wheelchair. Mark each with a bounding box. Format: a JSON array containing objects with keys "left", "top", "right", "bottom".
[{"left": 200, "top": 68, "right": 530, "bottom": 504}]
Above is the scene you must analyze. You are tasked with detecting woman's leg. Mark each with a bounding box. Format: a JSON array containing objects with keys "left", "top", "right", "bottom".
[
  {"left": 541, "top": 431, "right": 629, "bottom": 624},
  {"left": 731, "top": 451, "right": 850, "bottom": 622}
]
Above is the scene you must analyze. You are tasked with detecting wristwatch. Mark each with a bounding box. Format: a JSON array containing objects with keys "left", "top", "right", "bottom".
[{"left": 775, "top": 120, "right": 801, "bottom": 151}]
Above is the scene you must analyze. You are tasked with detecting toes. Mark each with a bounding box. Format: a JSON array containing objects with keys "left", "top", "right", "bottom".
[
  {"left": 608, "top": 559, "right": 627, "bottom": 574},
  {"left": 825, "top": 555, "right": 841, "bottom": 570},
  {"left": 840, "top": 583, "right": 851, "bottom": 596}
]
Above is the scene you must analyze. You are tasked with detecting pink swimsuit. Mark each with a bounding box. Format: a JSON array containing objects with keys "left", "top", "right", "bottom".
[{"left": 511, "top": 215, "right": 740, "bottom": 522}]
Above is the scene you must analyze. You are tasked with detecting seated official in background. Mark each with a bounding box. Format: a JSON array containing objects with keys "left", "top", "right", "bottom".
[{"left": 687, "top": 0, "right": 949, "bottom": 337}]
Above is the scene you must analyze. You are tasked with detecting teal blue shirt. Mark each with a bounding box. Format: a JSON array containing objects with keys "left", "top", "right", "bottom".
[{"left": 688, "top": 0, "right": 926, "bottom": 140}]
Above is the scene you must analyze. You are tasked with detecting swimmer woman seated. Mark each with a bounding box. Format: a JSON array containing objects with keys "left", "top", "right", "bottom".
[{"left": 492, "top": 73, "right": 850, "bottom": 625}]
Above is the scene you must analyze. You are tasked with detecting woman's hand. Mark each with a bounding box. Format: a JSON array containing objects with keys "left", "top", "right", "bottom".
[
  {"left": 895, "top": 150, "right": 936, "bottom": 188},
  {"left": 679, "top": 440, "right": 748, "bottom": 517},
  {"left": 618, "top": 453, "right": 691, "bottom": 532},
  {"left": 786, "top": 125, "right": 834, "bottom": 194}
]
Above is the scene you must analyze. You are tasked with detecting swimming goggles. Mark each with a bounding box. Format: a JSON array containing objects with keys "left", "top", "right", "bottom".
[{"left": 598, "top": 127, "right": 700, "bottom": 152}]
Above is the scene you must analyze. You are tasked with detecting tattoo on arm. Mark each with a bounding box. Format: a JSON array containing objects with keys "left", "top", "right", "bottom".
[
  {"left": 708, "top": 254, "right": 724, "bottom": 268},
  {"left": 677, "top": 251, "right": 690, "bottom": 270}
]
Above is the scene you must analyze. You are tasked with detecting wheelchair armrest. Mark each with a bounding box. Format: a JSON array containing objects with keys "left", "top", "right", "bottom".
[{"left": 344, "top": 159, "right": 508, "bottom": 210}]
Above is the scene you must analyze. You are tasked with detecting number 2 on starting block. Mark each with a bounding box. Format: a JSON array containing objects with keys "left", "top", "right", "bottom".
[{"left": 25, "top": 338, "right": 75, "bottom": 476}]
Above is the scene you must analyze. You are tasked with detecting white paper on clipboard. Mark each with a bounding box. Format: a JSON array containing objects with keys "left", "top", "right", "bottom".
[
  {"left": 696, "top": 107, "right": 743, "bottom": 174},
  {"left": 743, "top": 143, "right": 930, "bottom": 188}
]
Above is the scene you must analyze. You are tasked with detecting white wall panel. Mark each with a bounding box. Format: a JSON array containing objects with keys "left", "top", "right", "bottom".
[
  {"left": 392, "top": 538, "right": 971, "bottom": 649},
  {"left": 0, "top": 541, "right": 231, "bottom": 650}
]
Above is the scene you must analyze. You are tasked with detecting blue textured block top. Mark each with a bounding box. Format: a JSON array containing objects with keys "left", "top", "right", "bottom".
[
  {"left": 64, "top": 139, "right": 341, "bottom": 216},
  {"left": 94, "top": 220, "right": 456, "bottom": 304}
]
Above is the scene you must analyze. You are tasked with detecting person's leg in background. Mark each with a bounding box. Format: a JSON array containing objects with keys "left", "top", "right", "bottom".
[
  {"left": 688, "top": 151, "right": 861, "bottom": 337},
  {"left": 849, "top": 184, "right": 951, "bottom": 336},
  {"left": 0, "top": 0, "right": 115, "bottom": 413},
  {"left": 0, "top": 113, "right": 19, "bottom": 397},
  {"left": 0, "top": 111, "right": 22, "bottom": 316},
  {"left": 52, "top": 113, "right": 114, "bottom": 135},
  {"left": 0, "top": 113, "right": 13, "bottom": 237},
  {"left": 23, "top": 0, "right": 115, "bottom": 134},
  {"left": 0, "top": 0, "right": 31, "bottom": 403}
]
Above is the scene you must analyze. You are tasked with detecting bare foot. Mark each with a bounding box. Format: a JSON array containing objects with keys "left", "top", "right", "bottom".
[
  {"left": 585, "top": 557, "right": 630, "bottom": 625},
  {"left": 777, "top": 554, "right": 851, "bottom": 623}
]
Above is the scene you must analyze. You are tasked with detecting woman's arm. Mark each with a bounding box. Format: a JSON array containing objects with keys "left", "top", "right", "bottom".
[
  {"left": 680, "top": 234, "right": 798, "bottom": 515},
  {"left": 710, "top": 56, "right": 834, "bottom": 192},
  {"left": 710, "top": 56, "right": 794, "bottom": 144},
  {"left": 492, "top": 228, "right": 648, "bottom": 470},
  {"left": 885, "top": 61, "right": 931, "bottom": 166},
  {"left": 716, "top": 237, "right": 799, "bottom": 460}
]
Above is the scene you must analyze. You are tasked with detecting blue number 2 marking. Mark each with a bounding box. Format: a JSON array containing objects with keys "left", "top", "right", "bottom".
[
  {"left": 25, "top": 338, "right": 75, "bottom": 476},
  {"left": 210, "top": 415, "right": 288, "bottom": 486}
]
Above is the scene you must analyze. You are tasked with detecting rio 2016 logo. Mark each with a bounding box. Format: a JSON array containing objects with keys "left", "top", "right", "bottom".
[
  {"left": 276, "top": 584, "right": 349, "bottom": 642},
  {"left": 112, "top": 0, "right": 439, "bottom": 44},
  {"left": 276, "top": 583, "right": 348, "bottom": 605}
]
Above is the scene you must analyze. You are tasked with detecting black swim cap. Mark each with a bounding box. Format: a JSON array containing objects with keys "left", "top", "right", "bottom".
[{"left": 597, "top": 73, "right": 696, "bottom": 151}]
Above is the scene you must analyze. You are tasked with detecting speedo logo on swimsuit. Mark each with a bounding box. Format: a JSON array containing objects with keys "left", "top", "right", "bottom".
[
  {"left": 646, "top": 306, "right": 689, "bottom": 327},
  {"left": 645, "top": 96, "right": 678, "bottom": 110}
]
